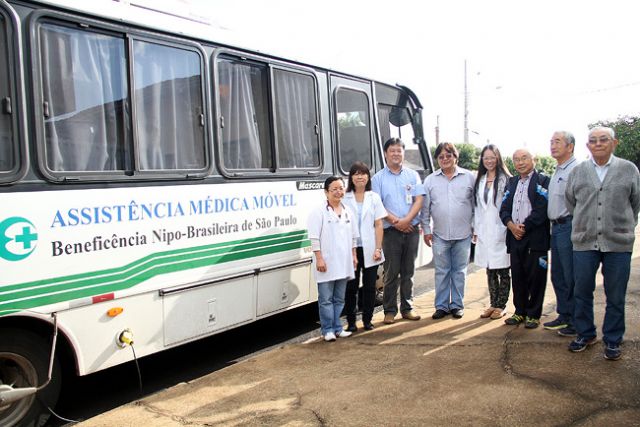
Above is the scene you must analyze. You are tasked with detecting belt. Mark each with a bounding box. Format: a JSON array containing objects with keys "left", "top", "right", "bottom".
[{"left": 551, "top": 216, "right": 572, "bottom": 225}]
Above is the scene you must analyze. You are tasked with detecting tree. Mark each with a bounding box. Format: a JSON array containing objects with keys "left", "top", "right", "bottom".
[
  {"left": 503, "top": 155, "right": 555, "bottom": 176},
  {"left": 590, "top": 116, "right": 640, "bottom": 168},
  {"left": 429, "top": 143, "right": 481, "bottom": 171},
  {"left": 456, "top": 143, "right": 481, "bottom": 170},
  {"left": 534, "top": 155, "right": 556, "bottom": 176}
]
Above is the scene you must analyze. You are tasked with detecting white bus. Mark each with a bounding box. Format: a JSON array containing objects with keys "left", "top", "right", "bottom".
[{"left": 0, "top": 1, "right": 433, "bottom": 425}]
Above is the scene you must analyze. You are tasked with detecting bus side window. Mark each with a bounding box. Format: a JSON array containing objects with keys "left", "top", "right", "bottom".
[
  {"left": 133, "top": 40, "right": 205, "bottom": 171},
  {"left": 273, "top": 69, "right": 320, "bottom": 169},
  {"left": 335, "top": 88, "right": 372, "bottom": 172},
  {"left": 378, "top": 104, "right": 421, "bottom": 171},
  {"left": 0, "top": 13, "right": 14, "bottom": 173},
  {"left": 218, "top": 58, "right": 272, "bottom": 170},
  {"left": 39, "top": 23, "right": 128, "bottom": 172}
]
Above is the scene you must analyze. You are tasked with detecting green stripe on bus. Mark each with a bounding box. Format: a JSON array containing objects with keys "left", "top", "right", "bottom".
[
  {"left": 1, "top": 230, "right": 306, "bottom": 292},
  {"left": 0, "top": 230, "right": 310, "bottom": 315}
]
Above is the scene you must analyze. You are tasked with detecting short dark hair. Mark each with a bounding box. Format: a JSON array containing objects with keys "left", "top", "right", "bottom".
[
  {"left": 324, "top": 176, "right": 342, "bottom": 191},
  {"left": 434, "top": 142, "right": 458, "bottom": 160},
  {"left": 346, "top": 161, "right": 372, "bottom": 192},
  {"left": 383, "top": 137, "right": 405, "bottom": 152}
]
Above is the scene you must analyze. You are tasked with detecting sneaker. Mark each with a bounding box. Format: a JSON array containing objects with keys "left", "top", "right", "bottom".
[
  {"left": 432, "top": 309, "right": 449, "bottom": 319},
  {"left": 324, "top": 332, "right": 336, "bottom": 342},
  {"left": 346, "top": 323, "right": 358, "bottom": 333},
  {"left": 603, "top": 343, "right": 622, "bottom": 361},
  {"left": 451, "top": 308, "right": 464, "bottom": 319},
  {"left": 383, "top": 313, "right": 396, "bottom": 324},
  {"left": 557, "top": 325, "right": 577, "bottom": 337},
  {"left": 336, "top": 330, "right": 352, "bottom": 338},
  {"left": 543, "top": 317, "right": 569, "bottom": 330},
  {"left": 364, "top": 322, "right": 375, "bottom": 331},
  {"left": 568, "top": 336, "right": 597, "bottom": 352},
  {"left": 402, "top": 310, "right": 421, "bottom": 321},
  {"left": 524, "top": 317, "right": 540, "bottom": 329},
  {"left": 504, "top": 314, "right": 524, "bottom": 325}
]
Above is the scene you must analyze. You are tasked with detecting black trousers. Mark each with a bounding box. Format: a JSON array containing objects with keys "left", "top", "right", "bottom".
[
  {"left": 509, "top": 242, "right": 548, "bottom": 319},
  {"left": 344, "top": 247, "right": 378, "bottom": 325}
]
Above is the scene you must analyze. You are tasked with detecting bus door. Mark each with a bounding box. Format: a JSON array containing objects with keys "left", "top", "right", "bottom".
[{"left": 329, "top": 75, "right": 376, "bottom": 174}]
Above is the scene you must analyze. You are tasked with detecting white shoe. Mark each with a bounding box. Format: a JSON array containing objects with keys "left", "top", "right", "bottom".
[
  {"left": 324, "top": 332, "right": 336, "bottom": 342},
  {"left": 336, "top": 330, "right": 352, "bottom": 338}
]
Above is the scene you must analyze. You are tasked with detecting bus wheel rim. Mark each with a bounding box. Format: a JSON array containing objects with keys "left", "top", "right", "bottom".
[{"left": 0, "top": 352, "right": 38, "bottom": 427}]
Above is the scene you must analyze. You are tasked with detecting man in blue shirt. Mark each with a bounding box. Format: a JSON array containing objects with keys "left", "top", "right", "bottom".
[{"left": 372, "top": 138, "right": 426, "bottom": 324}]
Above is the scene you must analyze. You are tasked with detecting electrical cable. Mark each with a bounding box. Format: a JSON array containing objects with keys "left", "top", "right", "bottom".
[
  {"left": 45, "top": 402, "right": 80, "bottom": 424},
  {"left": 130, "top": 344, "right": 143, "bottom": 394}
]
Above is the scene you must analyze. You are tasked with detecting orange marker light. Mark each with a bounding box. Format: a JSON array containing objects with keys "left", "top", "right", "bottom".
[{"left": 107, "top": 307, "right": 124, "bottom": 317}]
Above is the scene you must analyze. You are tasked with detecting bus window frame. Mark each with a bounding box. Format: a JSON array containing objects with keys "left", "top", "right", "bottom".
[
  {"left": 332, "top": 85, "right": 374, "bottom": 174},
  {"left": 212, "top": 48, "right": 323, "bottom": 178},
  {"left": 372, "top": 82, "right": 433, "bottom": 175},
  {"left": 28, "top": 10, "right": 211, "bottom": 183},
  {"left": 0, "top": 2, "right": 28, "bottom": 185}
]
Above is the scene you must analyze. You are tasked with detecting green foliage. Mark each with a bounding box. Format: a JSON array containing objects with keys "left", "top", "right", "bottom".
[
  {"left": 430, "top": 143, "right": 481, "bottom": 171},
  {"left": 534, "top": 155, "right": 556, "bottom": 176},
  {"left": 456, "top": 143, "right": 481, "bottom": 170},
  {"left": 503, "top": 155, "right": 555, "bottom": 176},
  {"left": 504, "top": 157, "right": 516, "bottom": 175},
  {"left": 590, "top": 116, "right": 640, "bottom": 168}
]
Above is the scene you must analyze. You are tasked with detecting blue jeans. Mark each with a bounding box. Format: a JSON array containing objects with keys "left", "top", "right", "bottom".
[
  {"left": 433, "top": 235, "right": 471, "bottom": 311},
  {"left": 573, "top": 250, "right": 631, "bottom": 346},
  {"left": 317, "top": 279, "right": 348, "bottom": 335},
  {"left": 550, "top": 222, "right": 574, "bottom": 323}
]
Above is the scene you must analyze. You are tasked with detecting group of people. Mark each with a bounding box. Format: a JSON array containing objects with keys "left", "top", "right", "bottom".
[{"left": 307, "top": 127, "right": 639, "bottom": 361}]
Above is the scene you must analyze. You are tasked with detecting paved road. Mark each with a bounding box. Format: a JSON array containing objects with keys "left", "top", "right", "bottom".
[
  {"left": 77, "top": 230, "right": 640, "bottom": 427},
  {"left": 48, "top": 262, "right": 442, "bottom": 426}
]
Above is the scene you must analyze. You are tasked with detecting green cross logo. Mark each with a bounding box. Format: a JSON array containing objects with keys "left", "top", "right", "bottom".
[{"left": 0, "top": 217, "right": 38, "bottom": 261}]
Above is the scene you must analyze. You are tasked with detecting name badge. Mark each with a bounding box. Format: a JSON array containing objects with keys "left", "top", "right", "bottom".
[{"left": 405, "top": 185, "right": 413, "bottom": 204}]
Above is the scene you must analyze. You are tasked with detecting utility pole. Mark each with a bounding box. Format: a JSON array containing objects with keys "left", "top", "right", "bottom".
[
  {"left": 435, "top": 115, "right": 440, "bottom": 145},
  {"left": 464, "top": 59, "right": 469, "bottom": 144}
]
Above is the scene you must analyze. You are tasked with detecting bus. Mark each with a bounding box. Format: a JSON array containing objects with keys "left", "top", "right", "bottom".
[{"left": 0, "top": 1, "right": 433, "bottom": 425}]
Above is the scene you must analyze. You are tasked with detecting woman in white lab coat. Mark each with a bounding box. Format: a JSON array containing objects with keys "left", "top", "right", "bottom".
[
  {"left": 342, "top": 162, "right": 387, "bottom": 332},
  {"left": 307, "top": 176, "right": 359, "bottom": 342},
  {"left": 473, "top": 145, "right": 512, "bottom": 319}
]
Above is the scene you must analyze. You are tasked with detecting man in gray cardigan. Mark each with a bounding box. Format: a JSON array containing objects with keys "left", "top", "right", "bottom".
[{"left": 565, "top": 126, "right": 640, "bottom": 360}]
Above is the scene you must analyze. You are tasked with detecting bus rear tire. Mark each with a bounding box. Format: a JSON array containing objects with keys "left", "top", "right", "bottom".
[{"left": 0, "top": 328, "right": 62, "bottom": 427}]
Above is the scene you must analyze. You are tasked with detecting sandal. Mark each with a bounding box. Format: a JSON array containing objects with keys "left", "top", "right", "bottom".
[
  {"left": 490, "top": 309, "right": 506, "bottom": 319},
  {"left": 480, "top": 307, "right": 496, "bottom": 318}
]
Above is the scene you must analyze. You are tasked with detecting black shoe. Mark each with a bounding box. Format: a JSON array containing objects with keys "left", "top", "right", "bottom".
[
  {"left": 451, "top": 308, "right": 464, "bottom": 319},
  {"left": 432, "top": 309, "right": 449, "bottom": 319},
  {"left": 543, "top": 317, "right": 568, "bottom": 330},
  {"left": 364, "top": 322, "right": 374, "bottom": 331},
  {"left": 604, "top": 343, "right": 622, "bottom": 361},
  {"left": 346, "top": 323, "right": 358, "bottom": 333},
  {"left": 557, "top": 325, "right": 577, "bottom": 337}
]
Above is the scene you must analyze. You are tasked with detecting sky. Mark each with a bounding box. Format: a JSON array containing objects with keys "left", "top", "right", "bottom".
[{"left": 186, "top": 0, "right": 640, "bottom": 159}]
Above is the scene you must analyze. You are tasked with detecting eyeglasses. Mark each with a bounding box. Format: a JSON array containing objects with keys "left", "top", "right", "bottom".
[
  {"left": 482, "top": 156, "right": 497, "bottom": 161},
  {"left": 513, "top": 156, "right": 531, "bottom": 163},
  {"left": 437, "top": 153, "right": 454, "bottom": 160},
  {"left": 588, "top": 136, "right": 612, "bottom": 145},
  {"left": 328, "top": 187, "right": 345, "bottom": 193}
]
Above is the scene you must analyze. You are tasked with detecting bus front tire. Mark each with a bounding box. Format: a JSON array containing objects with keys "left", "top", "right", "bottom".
[{"left": 0, "top": 328, "right": 61, "bottom": 427}]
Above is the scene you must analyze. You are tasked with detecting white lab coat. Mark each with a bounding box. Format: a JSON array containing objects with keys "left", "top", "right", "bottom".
[
  {"left": 473, "top": 174, "right": 510, "bottom": 269},
  {"left": 307, "top": 202, "right": 359, "bottom": 282},
  {"left": 343, "top": 191, "right": 387, "bottom": 268}
]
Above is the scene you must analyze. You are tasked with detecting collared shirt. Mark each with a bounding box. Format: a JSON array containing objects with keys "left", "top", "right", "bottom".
[
  {"left": 548, "top": 156, "right": 578, "bottom": 220},
  {"left": 372, "top": 165, "right": 425, "bottom": 228},
  {"left": 421, "top": 166, "right": 475, "bottom": 240},
  {"left": 591, "top": 155, "right": 614, "bottom": 182},
  {"left": 512, "top": 170, "right": 533, "bottom": 224}
]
